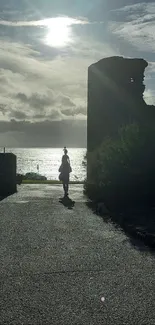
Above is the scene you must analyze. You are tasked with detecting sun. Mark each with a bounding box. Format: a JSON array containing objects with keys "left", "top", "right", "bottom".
[{"left": 45, "top": 17, "right": 73, "bottom": 48}]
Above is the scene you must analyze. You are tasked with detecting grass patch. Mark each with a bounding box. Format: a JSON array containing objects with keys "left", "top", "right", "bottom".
[{"left": 22, "top": 180, "right": 84, "bottom": 185}]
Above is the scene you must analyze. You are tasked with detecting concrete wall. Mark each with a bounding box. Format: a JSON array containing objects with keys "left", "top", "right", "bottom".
[{"left": 0, "top": 153, "right": 17, "bottom": 197}]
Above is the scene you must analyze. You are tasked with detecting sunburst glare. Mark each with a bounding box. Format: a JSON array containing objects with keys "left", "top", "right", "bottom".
[
  {"left": 43, "top": 16, "right": 87, "bottom": 48},
  {"left": 45, "top": 17, "right": 74, "bottom": 48}
]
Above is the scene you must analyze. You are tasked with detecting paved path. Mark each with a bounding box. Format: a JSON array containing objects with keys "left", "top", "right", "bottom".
[{"left": 0, "top": 184, "right": 155, "bottom": 325}]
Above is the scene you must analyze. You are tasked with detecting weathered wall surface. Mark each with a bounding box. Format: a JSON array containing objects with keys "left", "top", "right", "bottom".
[{"left": 87, "top": 56, "right": 153, "bottom": 152}]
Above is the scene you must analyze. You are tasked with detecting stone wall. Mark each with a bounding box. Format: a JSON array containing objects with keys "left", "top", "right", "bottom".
[{"left": 87, "top": 56, "right": 150, "bottom": 152}]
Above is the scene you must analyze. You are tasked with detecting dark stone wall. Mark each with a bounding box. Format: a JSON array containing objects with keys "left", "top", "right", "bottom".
[
  {"left": 87, "top": 56, "right": 152, "bottom": 152},
  {"left": 0, "top": 153, "right": 17, "bottom": 197}
]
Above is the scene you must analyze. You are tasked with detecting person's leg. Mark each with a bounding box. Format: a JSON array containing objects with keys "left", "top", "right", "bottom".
[
  {"left": 63, "top": 182, "right": 66, "bottom": 195},
  {"left": 67, "top": 175, "right": 70, "bottom": 195},
  {"left": 66, "top": 182, "right": 69, "bottom": 195},
  {"left": 64, "top": 185, "right": 68, "bottom": 196},
  {"left": 63, "top": 175, "right": 69, "bottom": 196},
  {"left": 63, "top": 181, "right": 67, "bottom": 196}
]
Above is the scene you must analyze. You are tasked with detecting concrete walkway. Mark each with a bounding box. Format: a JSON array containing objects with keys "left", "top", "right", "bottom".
[{"left": 0, "top": 184, "right": 155, "bottom": 325}]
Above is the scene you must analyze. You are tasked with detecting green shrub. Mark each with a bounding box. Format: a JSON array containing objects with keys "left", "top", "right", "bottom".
[{"left": 85, "top": 123, "right": 155, "bottom": 209}]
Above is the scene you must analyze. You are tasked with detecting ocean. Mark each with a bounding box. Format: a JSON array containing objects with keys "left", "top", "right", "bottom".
[{"left": 1, "top": 148, "right": 87, "bottom": 181}]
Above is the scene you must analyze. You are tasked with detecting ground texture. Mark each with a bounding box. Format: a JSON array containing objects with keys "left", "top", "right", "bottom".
[{"left": 0, "top": 184, "right": 155, "bottom": 324}]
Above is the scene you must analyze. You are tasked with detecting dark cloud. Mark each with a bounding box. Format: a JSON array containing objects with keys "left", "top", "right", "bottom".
[
  {"left": 16, "top": 92, "right": 53, "bottom": 108},
  {"left": 105, "top": 0, "right": 153, "bottom": 10},
  {"left": 62, "top": 106, "right": 86, "bottom": 116},
  {"left": 9, "top": 110, "right": 27, "bottom": 119},
  {"left": 87, "top": 0, "right": 154, "bottom": 21},
  {"left": 0, "top": 104, "right": 6, "bottom": 114},
  {"left": 34, "top": 110, "right": 61, "bottom": 120},
  {"left": 61, "top": 96, "right": 76, "bottom": 107},
  {"left": 0, "top": 119, "right": 87, "bottom": 147}
]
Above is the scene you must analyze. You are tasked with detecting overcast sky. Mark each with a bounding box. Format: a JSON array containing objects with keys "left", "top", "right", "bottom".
[{"left": 0, "top": 0, "right": 154, "bottom": 147}]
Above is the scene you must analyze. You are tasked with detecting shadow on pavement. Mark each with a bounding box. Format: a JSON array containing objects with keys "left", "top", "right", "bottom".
[
  {"left": 0, "top": 196, "right": 8, "bottom": 202},
  {"left": 87, "top": 202, "right": 155, "bottom": 255},
  {"left": 0, "top": 194, "right": 13, "bottom": 202},
  {"left": 59, "top": 196, "right": 75, "bottom": 210}
]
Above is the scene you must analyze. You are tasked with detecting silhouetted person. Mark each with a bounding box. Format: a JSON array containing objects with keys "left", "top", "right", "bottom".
[{"left": 59, "top": 147, "right": 72, "bottom": 197}]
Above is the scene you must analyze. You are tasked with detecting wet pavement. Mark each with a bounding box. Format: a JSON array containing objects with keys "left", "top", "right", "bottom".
[{"left": 0, "top": 184, "right": 155, "bottom": 324}]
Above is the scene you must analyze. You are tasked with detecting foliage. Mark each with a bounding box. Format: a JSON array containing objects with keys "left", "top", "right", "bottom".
[{"left": 85, "top": 123, "right": 155, "bottom": 209}]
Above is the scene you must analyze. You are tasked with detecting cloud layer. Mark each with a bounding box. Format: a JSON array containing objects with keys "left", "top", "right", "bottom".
[
  {"left": 0, "top": 0, "right": 154, "bottom": 146},
  {"left": 109, "top": 2, "right": 155, "bottom": 53},
  {"left": 0, "top": 7, "right": 115, "bottom": 146},
  {"left": 109, "top": 2, "right": 155, "bottom": 105},
  {"left": 0, "top": 38, "right": 114, "bottom": 123}
]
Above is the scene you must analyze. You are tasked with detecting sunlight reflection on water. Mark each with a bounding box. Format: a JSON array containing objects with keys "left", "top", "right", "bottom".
[{"left": 2, "top": 148, "right": 86, "bottom": 181}]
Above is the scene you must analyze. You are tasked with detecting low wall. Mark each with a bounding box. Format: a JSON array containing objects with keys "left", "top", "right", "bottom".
[{"left": 0, "top": 153, "right": 17, "bottom": 197}]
